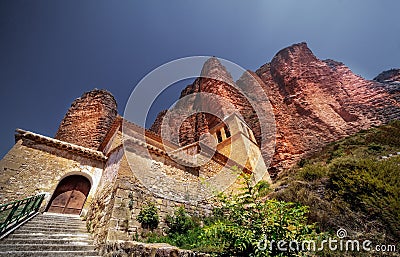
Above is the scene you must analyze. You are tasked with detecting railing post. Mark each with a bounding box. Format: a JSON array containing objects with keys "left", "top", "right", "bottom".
[
  {"left": 33, "top": 194, "right": 45, "bottom": 212},
  {"left": 3, "top": 201, "right": 20, "bottom": 227},
  {"left": 17, "top": 199, "right": 30, "bottom": 223}
]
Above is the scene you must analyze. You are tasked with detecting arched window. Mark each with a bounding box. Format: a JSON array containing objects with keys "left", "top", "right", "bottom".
[{"left": 216, "top": 130, "right": 223, "bottom": 143}]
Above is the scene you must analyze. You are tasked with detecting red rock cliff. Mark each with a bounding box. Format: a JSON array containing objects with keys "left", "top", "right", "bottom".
[
  {"left": 150, "top": 43, "right": 400, "bottom": 178},
  {"left": 55, "top": 89, "right": 118, "bottom": 150}
]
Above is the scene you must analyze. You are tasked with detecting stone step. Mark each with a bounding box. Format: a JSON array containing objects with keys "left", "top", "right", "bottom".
[
  {"left": 1, "top": 238, "right": 94, "bottom": 245},
  {"left": 28, "top": 216, "right": 84, "bottom": 221},
  {"left": 30, "top": 218, "right": 84, "bottom": 225},
  {"left": 32, "top": 216, "right": 83, "bottom": 223},
  {"left": 15, "top": 227, "right": 88, "bottom": 233},
  {"left": 0, "top": 244, "right": 95, "bottom": 251},
  {"left": 7, "top": 233, "right": 91, "bottom": 240},
  {"left": 20, "top": 222, "right": 87, "bottom": 231},
  {"left": 0, "top": 250, "right": 100, "bottom": 257}
]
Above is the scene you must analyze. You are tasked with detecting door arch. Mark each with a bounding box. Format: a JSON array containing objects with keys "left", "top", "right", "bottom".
[{"left": 46, "top": 175, "right": 91, "bottom": 215}]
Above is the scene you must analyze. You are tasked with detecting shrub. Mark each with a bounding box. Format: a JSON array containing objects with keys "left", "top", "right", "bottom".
[
  {"left": 328, "top": 157, "right": 400, "bottom": 238},
  {"left": 144, "top": 177, "right": 319, "bottom": 256},
  {"left": 198, "top": 176, "right": 318, "bottom": 256},
  {"left": 367, "top": 143, "right": 383, "bottom": 152},
  {"left": 166, "top": 206, "right": 198, "bottom": 234},
  {"left": 137, "top": 202, "right": 159, "bottom": 230},
  {"left": 297, "top": 164, "right": 327, "bottom": 181}
]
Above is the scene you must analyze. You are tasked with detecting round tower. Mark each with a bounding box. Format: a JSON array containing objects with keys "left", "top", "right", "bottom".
[{"left": 55, "top": 89, "right": 117, "bottom": 150}]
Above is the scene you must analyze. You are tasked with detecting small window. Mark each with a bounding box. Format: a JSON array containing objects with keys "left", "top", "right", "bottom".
[
  {"left": 247, "top": 127, "right": 252, "bottom": 138},
  {"left": 216, "top": 130, "right": 223, "bottom": 143},
  {"left": 224, "top": 125, "right": 231, "bottom": 138},
  {"left": 241, "top": 123, "right": 248, "bottom": 136}
]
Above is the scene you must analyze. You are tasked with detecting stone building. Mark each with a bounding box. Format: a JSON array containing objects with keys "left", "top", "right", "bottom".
[
  {"left": 0, "top": 88, "right": 270, "bottom": 246},
  {"left": 2, "top": 42, "right": 398, "bottom": 249}
]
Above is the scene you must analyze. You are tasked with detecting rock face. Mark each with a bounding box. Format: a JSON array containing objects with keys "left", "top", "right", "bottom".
[
  {"left": 150, "top": 42, "right": 400, "bottom": 178},
  {"left": 374, "top": 68, "right": 400, "bottom": 83},
  {"left": 55, "top": 89, "right": 118, "bottom": 150},
  {"left": 150, "top": 57, "right": 258, "bottom": 147},
  {"left": 256, "top": 43, "right": 400, "bottom": 175}
]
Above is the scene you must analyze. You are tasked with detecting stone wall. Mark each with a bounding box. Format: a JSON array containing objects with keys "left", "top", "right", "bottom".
[
  {"left": 55, "top": 89, "right": 118, "bottom": 150},
  {"left": 86, "top": 143, "right": 216, "bottom": 246},
  {"left": 101, "top": 241, "right": 210, "bottom": 257},
  {"left": 0, "top": 137, "right": 104, "bottom": 211},
  {"left": 106, "top": 153, "right": 213, "bottom": 241},
  {"left": 85, "top": 147, "right": 123, "bottom": 246}
]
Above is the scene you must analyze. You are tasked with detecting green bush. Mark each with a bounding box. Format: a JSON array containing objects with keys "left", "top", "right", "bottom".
[
  {"left": 273, "top": 120, "right": 400, "bottom": 246},
  {"left": 367, "top": 143, "right": 383, "bottom": 152},
  {"left": 137, "top": 202, "right": 159, "bottom": 230},
  {"left": 328, "top": 157, "right": 400, "bottom": 238},
  {"left": 297, "top": 164, "right": 327, "bottom": 181},
  {"left": 166, "top": 206, "right": 198, "bottom": 234},
  {"left": 199, "top": 177, "right": 318, "bottom": 256},
  {"left": 144, "top": 177, "right": 319, "bottom": 256}
]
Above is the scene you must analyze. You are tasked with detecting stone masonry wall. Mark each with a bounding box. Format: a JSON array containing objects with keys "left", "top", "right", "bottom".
[
  {"left": 0, "top": 138, "right": 104, "bottom": 210},
  {"left": 102, "top": 241, "right": 210, "bottom": 257},
  {"left": 86, "top": 141, "right": 216, "bottom": 247},
  {"left": 85, "top": 147, "right": 123, "bottom": 246},
  {"left": 106, "top": 154, "right": 213, "bottom": 242}
]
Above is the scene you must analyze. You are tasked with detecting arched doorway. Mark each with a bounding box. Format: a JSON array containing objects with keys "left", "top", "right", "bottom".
[{"left": 46, "top": 175, "right": 91, "bottom": 215}]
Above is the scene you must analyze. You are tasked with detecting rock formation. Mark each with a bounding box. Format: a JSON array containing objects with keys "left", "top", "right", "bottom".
[
  {"left": 55, "top": 89, "right": 118, "bottom": 150},
  {"left": 374, "top": 68, "right": 400, "bottom": 83},
  {"left": 151, "top": 43, "right": 400, "bottom": 178},
  {"left": 255, "top": 43, "right": 400, "bottom": 176}
]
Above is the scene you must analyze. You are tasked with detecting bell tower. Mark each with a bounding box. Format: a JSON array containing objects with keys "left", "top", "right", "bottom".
[{"left": 209, "top": 113, "right": 271, "bottom": 184}]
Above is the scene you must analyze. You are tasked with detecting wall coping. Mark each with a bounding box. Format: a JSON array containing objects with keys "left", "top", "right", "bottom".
[{"left": 15, "top": 129, "right": 107, "bottom": 161}]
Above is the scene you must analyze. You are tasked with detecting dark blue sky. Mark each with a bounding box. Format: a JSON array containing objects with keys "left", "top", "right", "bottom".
[{"left": 1, "top": 0, "right": 399, "bottom": 157}]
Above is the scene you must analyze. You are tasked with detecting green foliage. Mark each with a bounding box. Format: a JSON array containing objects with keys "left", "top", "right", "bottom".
[
  {"left": 147, "top": 207, "right": 206, "bottom": 250},
  {"left": 327, "top": 145, "right": 345, "bottom": 162},
  {"left": 128, "top": 192, "right": 135, "bottom": 210},
  {"left": 365, "top": 120, "right": 400, "bottom": 146},
  {"left": 297, "top": 164, "right": 327, "bottom": 181},
  {"left": 273, "top": 121, "right": 400, "bottom": 246},
  {"left": 144, "top": 122, "right": 400, "bottom": 255},
  {"left": 137, "top": 202, "right": 159, "bottom": 230},
  {"left": 86, "top": 220, "right": 92, "bottom": 233},
  {"left": 146, "top": 176, "right": 319, "bottom": 256},
  {"left": 297, "top": 158, "right": 308, "bottom": 167},
  {"left": 165, "top": 206, "right": 198, "bottom": 234},
  {"left": 367, "top": 142, "right": 383, "bottom": 152},
  {"left": 199, "top": 176, "right": 318, "bottom": 256},
  {"left": 328, "top": 157, "right": 400, "bottom": 237}
]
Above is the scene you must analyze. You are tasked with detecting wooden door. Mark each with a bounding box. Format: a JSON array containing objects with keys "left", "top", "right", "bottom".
[{"left": 47, "top": 175, "right": 91, "bottom": 215}]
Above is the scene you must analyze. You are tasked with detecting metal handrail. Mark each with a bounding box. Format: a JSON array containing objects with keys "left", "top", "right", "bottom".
[{"left": 0, "top": 193, "right": 45, "bottom": 238}]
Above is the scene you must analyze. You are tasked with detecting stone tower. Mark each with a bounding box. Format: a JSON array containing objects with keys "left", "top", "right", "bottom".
[
  {"left": 209, "top": 113, "right": 271, "bottom": 184},
  {"left": 55, "top": 89, "right": 117, "bottom": 150}
]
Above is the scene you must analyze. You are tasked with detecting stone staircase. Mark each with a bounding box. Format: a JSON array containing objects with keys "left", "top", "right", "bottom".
[{"left": 0, "top": 212, "right": 100, "bottom": 257}]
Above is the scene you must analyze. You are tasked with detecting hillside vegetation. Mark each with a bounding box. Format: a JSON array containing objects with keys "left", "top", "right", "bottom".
[{"left": 272, "top": 120, "right": 400, "bottom": 248}]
